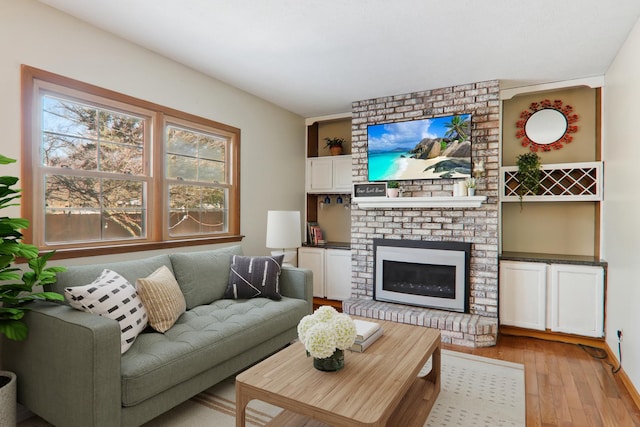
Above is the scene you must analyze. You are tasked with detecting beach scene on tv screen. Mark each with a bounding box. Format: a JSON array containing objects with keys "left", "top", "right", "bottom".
[{"left": 367, "top": 114, "right": 472, "bottom": 181}]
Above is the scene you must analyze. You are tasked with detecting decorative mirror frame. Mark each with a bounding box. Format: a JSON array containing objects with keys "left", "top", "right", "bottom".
[{"left": 515, "top": 99, "right": 579, "bottom": 151}]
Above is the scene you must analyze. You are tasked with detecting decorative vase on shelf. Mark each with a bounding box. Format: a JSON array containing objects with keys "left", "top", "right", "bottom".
[
  {"left": 313, "top": 349, "right": 345, "bottom": 372},
  {"left": 329, "top": 146, "right": 343, "bottom": 156},
  {"left": 468, "top": 188, "right": 476, "bottom": 196},
  {"left": 386, "top": 188, "right": 399, "bottom": 198}
]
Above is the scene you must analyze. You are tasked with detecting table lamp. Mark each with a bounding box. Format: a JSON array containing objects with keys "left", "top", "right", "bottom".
[{"left": 266, "top": 210, "right": 301, "bottom": 267}]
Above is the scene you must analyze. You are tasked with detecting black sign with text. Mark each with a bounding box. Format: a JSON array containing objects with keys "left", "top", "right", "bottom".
[{"left": 354, "top": 183, "right": 387, "bottom": 197}]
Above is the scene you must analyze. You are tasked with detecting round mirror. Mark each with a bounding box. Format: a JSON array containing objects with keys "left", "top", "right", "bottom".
[{"left": 524, "top": 108, "right": 568, "bottom": 145}]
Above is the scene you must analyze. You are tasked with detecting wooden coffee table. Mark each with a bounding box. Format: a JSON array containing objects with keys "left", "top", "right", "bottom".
[{"left": 235, "top": 318, "right": 441, "bottom": 427}]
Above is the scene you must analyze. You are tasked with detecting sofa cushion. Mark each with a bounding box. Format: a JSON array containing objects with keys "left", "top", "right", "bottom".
[
  {"left": 51, "top": 254, "right": 173, "bottom": 295},
  {"left": 170, "top": 245, "right": 243, "bottom": 309},
  {"left": 65, "top": 269, "right": 148, "bottom": 353},
  {"left": 224, "top": 255, "right": 284, "bottom": 300},
  {"left": 136, "top": 265, "right": 186, "bottom": 333},
  {"left": 119, "top": 297, "right": 309, "bottom": 406}
]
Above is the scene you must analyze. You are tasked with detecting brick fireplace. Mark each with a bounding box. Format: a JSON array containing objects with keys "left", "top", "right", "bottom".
[{"left": 343, "top": 80, "right": 500, "bottom": 347}]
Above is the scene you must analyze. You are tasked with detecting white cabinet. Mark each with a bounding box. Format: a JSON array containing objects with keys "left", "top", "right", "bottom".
[
  {"left": 306, "top": 155, "right": 352, "bottom": 193},
  {"left": 499, "top": 261, "right": 547, "bottom": 330},
  {"left": 549, "top": 264, "right": 604, "bottom": 337},
  {"left": 499, "top": 260, "right": 605, "bottom": 338},
  {"left": 298, "top": 247, "right": 352, "bottom": 300},
  {"left": 325, "top": 249, "right": 352, "bottom": 301},
  {"left": 298, "top": 247, "right": 325, "bottom": 298},
  {"left": 332, "top": 156, "right": 353, "bottom": 191}
]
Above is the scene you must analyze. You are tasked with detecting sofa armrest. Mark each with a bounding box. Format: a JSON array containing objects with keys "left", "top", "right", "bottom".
[
  {"left": 280, "top": 267, "right": 313, "bottom": 314},
  {"left": 1, "top": 301, "right": 122, "bottom": 427}
]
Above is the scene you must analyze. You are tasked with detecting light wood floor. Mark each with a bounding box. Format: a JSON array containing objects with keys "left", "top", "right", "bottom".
[
  {"left": 444, "top": 335, "right": 640, "bottom": 426},
  {"left": 315, "top": 299, "right": 640, "bottom": 426}
]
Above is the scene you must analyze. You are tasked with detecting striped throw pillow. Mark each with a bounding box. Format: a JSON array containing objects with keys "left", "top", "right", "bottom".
[{"left": 136, "top": 265, "right": 186, "bottom": 333}]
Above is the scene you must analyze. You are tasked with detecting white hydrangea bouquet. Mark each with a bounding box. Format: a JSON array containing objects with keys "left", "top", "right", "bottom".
[{"left": 297, "top": 306, "right": 357, "bottom": 371}]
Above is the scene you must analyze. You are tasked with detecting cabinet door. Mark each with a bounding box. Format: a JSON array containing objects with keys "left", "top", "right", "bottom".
[
  {"left": 332, "top": 156, "right": 352, "bottom": 191},
  {"left": 499, "top": 261, "right": 547, "bottom": 330},
  {"left": 307, "top": 158, "right": 333, "bottom": 192},
  {"left": 298, "top": 247, "right": 325, "bottom": 298},
  {"left": 549, "top": 264, "right": 604, "bottom": 337},
  {"left": 325, "top": 249, "right": 352, "bottom": 301}
]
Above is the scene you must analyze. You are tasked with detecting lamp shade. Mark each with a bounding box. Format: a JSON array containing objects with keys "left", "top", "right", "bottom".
[{"left": 266, "top": 210, "right": 301, "bottom": 249}]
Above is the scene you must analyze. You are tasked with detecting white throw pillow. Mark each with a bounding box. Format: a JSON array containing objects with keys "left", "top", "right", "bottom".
[{"left": 65, "top": 269, "right": 148, "bottom": 353}]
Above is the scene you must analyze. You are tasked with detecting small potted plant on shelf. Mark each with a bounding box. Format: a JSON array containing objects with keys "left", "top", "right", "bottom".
[
  {"left": 465, "top": 177, "right": 477, "bottom": 196},
  {"left": 324, "top": 137, "right": 345, "bottom": 156},
  {"left": 516, "top": 152, "right": 542, "bottom": 207},
  {"left": 386, "top": 181, "right": 400, "bottom": 198}
]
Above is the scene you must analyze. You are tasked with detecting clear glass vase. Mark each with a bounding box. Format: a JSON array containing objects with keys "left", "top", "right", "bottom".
[{"left": 313, "top": 349, "right": 344, "bottom": 372}]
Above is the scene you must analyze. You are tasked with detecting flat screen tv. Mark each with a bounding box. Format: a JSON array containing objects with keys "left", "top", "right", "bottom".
[{"left": 367, "top": 114, "right": 472, "bottom": 181}]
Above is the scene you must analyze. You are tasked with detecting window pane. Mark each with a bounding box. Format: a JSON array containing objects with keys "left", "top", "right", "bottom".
[
  {"left": 168, "top": 184, "right": 226, "bottom": 236},
  {"left": 199, "top": 136, "right": 226, "bottom": 162},
  {"left": 99, "top": 142, "right": 143, "bottom": 175},
  {"left": 198, "top": 158, "right": 225, "bottom": 182},
  {"left": 166, "top": 125, "right": 227, "bottom": 184},
  {"left": 42, "top": 95, "right": 145, "bottom": 175},
  {"left": 98, "top": 110, "right": 144, "bottom": 145},
  {"left": 46, "top": 175, "right": 100, "bottom": 209},
  {"left": 166, "top": 127, "right": 198, "bottom": 157},
  {"left": 45, "top": 175, "right": 145, "bottom": 243},
  {"left": 42, "top": 133, "right": 97, "bottom": 170},
  {"left": 45, "top": 207, "right": 101, "bottom": 243},
  {"left": 167, "top": 154, "right": 197, "bottom": 181},
  {"left": 103, "top": 209, "right": 145, "bottom": 240},
  {"left": 43, "top": 96, "right": 97, "bottom": 139}
]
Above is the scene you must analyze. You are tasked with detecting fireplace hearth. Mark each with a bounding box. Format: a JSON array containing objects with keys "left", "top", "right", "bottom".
[{"left": 374, "top": 239, "right": 471, "bottom": 313}]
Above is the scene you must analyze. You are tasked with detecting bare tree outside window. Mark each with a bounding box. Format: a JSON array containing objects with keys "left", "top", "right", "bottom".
[
  {"left": 23, "top": 66, "right": 241, "bottom": 254},
  {"left": 41, "top": 96, "right": 147, "bottom": 244},
  {"left": 166, "top": 125, "right": 228, "bottom": 236}
]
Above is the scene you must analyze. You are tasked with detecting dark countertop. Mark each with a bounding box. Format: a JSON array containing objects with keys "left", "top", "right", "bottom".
[
  {"left": 302, "top": 241, "right": 351, "bottom": 250},
  {"left": 500, "top": 251, "right": 607, "bottom": 267}
]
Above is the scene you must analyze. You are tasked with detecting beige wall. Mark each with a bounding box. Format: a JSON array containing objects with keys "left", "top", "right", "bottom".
[
  {"left": 501, "top": 203, "right": 596, "bottom": 255},
  {"left": 502, "top": 87, "right": 598, "bottom": 165},
  {"left": 316, "top": 197, "right": 351, "bottom": 243},
  {"left": 501, "top": 86, "right": 599, "bottom": 256},
  {"left": 317, "top": 119, "right": 352, "bottom": 156},
  {"left": 603, "top": 15, "right": 640, "bottom": 397},
  {"left": 0, "top": 0, "right": 306, "bottom": 258}
]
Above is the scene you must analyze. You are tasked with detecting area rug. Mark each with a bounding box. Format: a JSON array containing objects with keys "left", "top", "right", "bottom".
[{"left": 142, "top": 349, "right": 525, "bottom": 427}]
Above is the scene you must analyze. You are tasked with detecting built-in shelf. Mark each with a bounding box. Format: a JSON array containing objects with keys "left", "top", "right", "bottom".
[
  {"left": 352, "top": 196, "right": 487, "bottom": 209},
  {"left": 500, "top": 161, "right": 603, "bottom": 202}
]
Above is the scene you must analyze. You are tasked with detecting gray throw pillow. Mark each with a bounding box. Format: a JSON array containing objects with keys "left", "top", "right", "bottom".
[
  {"left": 170, "top": 245, "right": 243, "bottom": 309},
  {"left": 224, "top": 255, "right": 284, "bottom": 300}
]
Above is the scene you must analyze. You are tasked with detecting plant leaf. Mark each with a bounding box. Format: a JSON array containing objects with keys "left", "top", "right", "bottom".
[
  {"left": 0, "top": 320, "right": 28, "bottom": 341},
  {"left": 23, "top": 292, "right": 64, "bottom": 301},
  {"left": 0, "top": 155, "right": 16, "bottom": 165}
]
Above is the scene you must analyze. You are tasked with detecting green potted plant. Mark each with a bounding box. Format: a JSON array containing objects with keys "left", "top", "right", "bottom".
[
  {"left": 0, "top": 155, "right": 65, "bottom": 342},
  {"left": 465, "top": 177, "right": 477, "bottom": 196},
  {"left": 324, "top": 137, "right": 345, "bottom": 156},
  {"left": 0, "top": 154, "right": 66, "bottom": 424},
  {"left": 386, "top": 180, "right": 400, "bottom": 198},
  {"left": 516, "top": 152, "right": 542, "bottom": 206}
]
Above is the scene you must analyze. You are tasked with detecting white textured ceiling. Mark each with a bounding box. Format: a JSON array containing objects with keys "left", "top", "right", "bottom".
[{"left": 38, "top": 0, "right": 640, "bottom": 117}]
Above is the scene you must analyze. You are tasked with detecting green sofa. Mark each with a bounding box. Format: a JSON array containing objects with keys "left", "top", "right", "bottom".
[{"left": 2, "top": 246, "right": 313, "bottom": 427}]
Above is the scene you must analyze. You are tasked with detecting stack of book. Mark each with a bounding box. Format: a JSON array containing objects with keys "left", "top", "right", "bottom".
[
  {"left": 349, "top": 319, "right": 383, "bottom": 352},
  {"left": 306, "top": 221, "right": 325, "bottom": 245}
]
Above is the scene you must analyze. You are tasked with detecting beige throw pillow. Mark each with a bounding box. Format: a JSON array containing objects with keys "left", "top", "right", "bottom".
[{"left": 136, "top": 265, "right": 186, "bottom": 333}]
